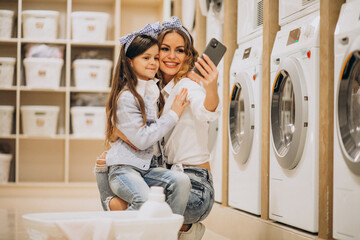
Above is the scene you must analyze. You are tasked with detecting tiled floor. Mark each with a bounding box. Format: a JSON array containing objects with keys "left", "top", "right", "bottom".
[
  {"left": 0, "top": 197, "right": 223, "bottom": 240},
  {"left": 0, "top": 196, "right": 318, "bottom": 240}
]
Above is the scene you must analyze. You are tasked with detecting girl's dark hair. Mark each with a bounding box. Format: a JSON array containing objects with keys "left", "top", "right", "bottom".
[
  {"left": 106, "top": 34, "right": 159, "bottom": 145},
  {"left": 156, "top": 27, "right": 199, "bottom": 86}
]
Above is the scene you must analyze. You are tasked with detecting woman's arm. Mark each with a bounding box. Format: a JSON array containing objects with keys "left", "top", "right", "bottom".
[
  {"left": 179, "top": 79, "right": 221, "bottom": 123},
  {"left": 187, "top": 54, "right": 220, "bottom": 112}
]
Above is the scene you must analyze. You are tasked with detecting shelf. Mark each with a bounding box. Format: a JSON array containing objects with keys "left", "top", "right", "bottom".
[
  {"left": 20, "top": 39, "right": 68, "bottom": 45},
  {"left": 71, "top": 41, "right": 117, "bottom": 47},
  {"left": 0, "top": 135, "right": 16, "bottom": 139},
  {"left": 69, "top": 87, "right": 110, "bottom": 93},
  {"left": 70, "top": 136, "right": 105, "bottom": 140},
  {"left": 0, "top": 87, "right": 17, "bottom": 91},
  {"left": 0, "top": 39, "right": 18, "bottom": 44},
  {"left": 19, "top": 135, "right": 66, "bottom": 140},
  {"left": 19, "top": 86, "right": 67, "bottom": 92}
]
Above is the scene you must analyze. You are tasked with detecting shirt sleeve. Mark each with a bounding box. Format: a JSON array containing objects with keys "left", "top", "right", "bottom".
[
  {"left": 116, "top": 91, "right": 178, "bottom": 150},
  {"left": 180, "top": 78, "right": 222, "bottom": 122}
]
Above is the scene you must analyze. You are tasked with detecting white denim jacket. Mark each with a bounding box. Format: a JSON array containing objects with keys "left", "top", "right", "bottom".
[{"left": 106, "top": 79, "right": 178, "bottom": 170}]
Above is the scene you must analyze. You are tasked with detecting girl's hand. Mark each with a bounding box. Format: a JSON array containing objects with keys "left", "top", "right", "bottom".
[
  {"left": 187, "top": 54, "right": 219, "bottom": 95},
  {"left": 171, "top": 88, "right": 190, "bottom": 117}
]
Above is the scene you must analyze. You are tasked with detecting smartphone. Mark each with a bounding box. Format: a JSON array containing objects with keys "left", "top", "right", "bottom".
[{"left": 193, "top": 38, "right": 227, "bottom": 77}]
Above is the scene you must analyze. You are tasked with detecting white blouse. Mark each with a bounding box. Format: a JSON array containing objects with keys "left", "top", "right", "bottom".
[{"left": 161, "top": 78, "right": 222, "bottom": 165}]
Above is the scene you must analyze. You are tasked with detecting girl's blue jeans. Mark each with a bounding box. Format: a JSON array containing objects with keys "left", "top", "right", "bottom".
[{"left": 95, "top": 157, "right": 191, "bottom": 216}]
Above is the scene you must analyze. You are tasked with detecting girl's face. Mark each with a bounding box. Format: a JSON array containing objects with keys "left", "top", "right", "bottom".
[
  {"left": 159, "top": 32, "right": 186, "bottom": 83},
  {"left": 129, "top": 44, "right": 159, "bottom": 80}
]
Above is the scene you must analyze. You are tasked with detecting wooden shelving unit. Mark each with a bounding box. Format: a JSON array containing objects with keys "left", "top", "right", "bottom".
[{"left": 0, "top": 0, "right": 165, "bottom": 187}]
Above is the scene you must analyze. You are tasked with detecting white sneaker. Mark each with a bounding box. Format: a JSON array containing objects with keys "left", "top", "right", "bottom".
[{"left": 178, "top": 222, "right": 205, "bottom": 240}]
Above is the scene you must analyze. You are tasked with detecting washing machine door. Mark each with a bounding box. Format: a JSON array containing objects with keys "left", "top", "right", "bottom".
[
  {"left": 228, "top": 72, "right": 255, "bottom": 164},
  {"left": 337, "top": 50, "right": 360, "bottom": 175},
  {"left": 271, "top": 57, "right": 308, "bottom": 170}
]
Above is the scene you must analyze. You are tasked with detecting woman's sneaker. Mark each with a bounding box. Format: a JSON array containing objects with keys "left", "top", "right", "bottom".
[{"left": 178, "top": 222, "right": 205, "bottom": 240}]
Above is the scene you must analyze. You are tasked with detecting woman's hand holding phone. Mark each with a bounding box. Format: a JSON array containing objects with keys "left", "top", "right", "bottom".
[{"left": 188, "top": 54, "right": 219, "bottom": 95}]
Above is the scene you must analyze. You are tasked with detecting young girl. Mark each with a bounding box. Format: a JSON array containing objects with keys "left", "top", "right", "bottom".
[{"left": 104, "top": 25, "right": 191, "bottom": 213}]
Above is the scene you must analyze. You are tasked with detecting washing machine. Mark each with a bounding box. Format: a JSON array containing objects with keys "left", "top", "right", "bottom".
[
  {"left": 228, "top": 35, "right": 262, "bottom": 215},
  {"left": 278, "top": 0, "right": 319, "bottom": 27},
  {"left": 269, "top": 10, "right": 320, "bottom": 232},
  {"left": 333, "top": 1, "right": 360, "bottom": 239},
  {"left": 237, "top": 0, "right": 263, "bottom": 44},
  {"left": 200, "top": 0, "right": 225, "bottom": 203}
]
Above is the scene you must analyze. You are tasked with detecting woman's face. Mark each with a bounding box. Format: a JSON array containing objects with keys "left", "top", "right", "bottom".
[
  {"left": 159, "top": 32, "right": 186, "bottom": 83},
  {"left": 129, "top": 44, "right": 159, "bottom": 80}
]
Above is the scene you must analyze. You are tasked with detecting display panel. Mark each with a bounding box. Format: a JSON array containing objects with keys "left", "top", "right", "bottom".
[
  {"left": 286, "top": 28, "right": 301, "bottom": 46},
  {"left": 242, "top": 47, "right": 251, "bottom": 59}
]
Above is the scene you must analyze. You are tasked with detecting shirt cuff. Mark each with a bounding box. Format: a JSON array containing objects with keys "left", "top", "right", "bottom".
[
  {"left": 168, "top": 110, "right": 179, "bottom": 122},
  {"left": 199, "top": 101, "right": 222, "bottom": 122}
]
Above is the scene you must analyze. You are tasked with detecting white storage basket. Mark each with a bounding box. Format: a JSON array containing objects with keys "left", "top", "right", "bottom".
[
  {"left": 22, "top": 10, "right": 59, "bottom": 40},
  {"left": 22, "top": 211, "right": 183, "bottom": 240},
  {"left": 0, "top": 10, "right": 14, "bottom": 39},
  {"left": 0, "top": 153, "right": 12, "bottom": 184},
  {"left": 0, "top": 57, "right": 16, "bottom": 87},
  {"left": 71, "top": 106, "right": 106, "bottom": 138},
  {"left": 21, "top": 105, "right": 60, "bottom": 136},
  {"left": 71, "top": 11, "right": 109, "bottom": 42},
  {"left": 73, "top": 59, "right": 112, "bottom": 90},
  {"left": 0, "top": 105, "right": 15, "bottom": 136},
  {"left": 23, "top": 57, "right": 63, "bottom": 89}
]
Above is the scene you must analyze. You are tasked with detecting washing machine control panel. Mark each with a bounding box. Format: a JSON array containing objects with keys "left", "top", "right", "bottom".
[{"left": 271, "top": 12, "right": 320, "bottom": 71}]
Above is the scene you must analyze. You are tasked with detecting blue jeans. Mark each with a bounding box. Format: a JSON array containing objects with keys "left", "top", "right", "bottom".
[
  {"left": 181, "top": 166, "right": 215, "bottom": 224},
  {"left": 95, "top": 157, "right": 191, "bottom": 215}
]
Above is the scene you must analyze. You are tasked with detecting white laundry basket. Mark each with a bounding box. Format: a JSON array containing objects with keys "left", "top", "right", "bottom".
[
  {"left": 22, "top": 10, "right": 59, "bottom": 40},
  {"left": 71, "top": 106, "right": 106, "bottom": 138},
  {"left": 22, "top": 211, "right": 183, "bottom": 240},
  {"left": 73, "top": 59, "right": 112, "bottom": 90},
  {"left": 0, "top": 10, "right": 14, "bottom": 39},
  {"left": 0, "top": 57, "right": 16, "bottom": 87},
  {"left": 71, "top": 11, "right": 109, "bottom": 42},
  {"left": 0, "top": 153, "right": 12, "bottom": 184},
  {"left": 23, "top": 57, "right": 63, "bottom": 89},
  {"left": 0, "top": 105, "right": 15, "bottom": 136},
  {"left": 21, "top": 105, "right": 60, "bottom": 136}
]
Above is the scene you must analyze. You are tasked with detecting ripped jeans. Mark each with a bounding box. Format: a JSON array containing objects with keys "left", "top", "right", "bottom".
[
  {"left": 181, "top": 165, "right": 215, "bottom": 224},
  {"left": 95, "top": 156, "right": 191, "bottom": 215}
]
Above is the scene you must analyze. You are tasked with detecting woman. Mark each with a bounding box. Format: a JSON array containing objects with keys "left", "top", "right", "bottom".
[{"left": 96, "top": 17, "right": 221, "bottom": 240}]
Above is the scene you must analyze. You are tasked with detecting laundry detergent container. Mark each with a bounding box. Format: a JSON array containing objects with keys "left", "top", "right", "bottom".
[
  {"left": 22, "top": 10, "right": 59, "bottom": 40},
  {"left": 21, "top": 105, "right": 59, "bottom": 136},
  {"left": 0, "top": 153, "right": 12, "bottom": 184},
  {"left": 71, "top": 11, "right": 109, "bottom": 42},
  {"left": 22, "top": 211, "right": 183, "bottom": 240},
  {"left": 73, "top": 59, "right": 112, "bottom": 90},
  {"left": 0, "top": 57, "right": 16, "bottom": 87},
  {"left": 0, "top": 10, "right": 14, "bottom": 39},
  {"left": 71, "top": 106, "right": 106, "bottom": 138},
  {"left": 23, "top": 57, "right": 63, "bottom": 89},
  {"left": 0, "top": 105, "right": 15, "bottom": 136}
]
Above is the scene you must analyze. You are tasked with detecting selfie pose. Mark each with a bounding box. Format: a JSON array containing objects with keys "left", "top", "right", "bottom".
[
  {"left": 96, "top": 17, "right": 222, "bottom": 240},
  {"left": 99, "top": 24, "right": 191, "bottom": 215}
]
